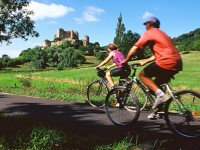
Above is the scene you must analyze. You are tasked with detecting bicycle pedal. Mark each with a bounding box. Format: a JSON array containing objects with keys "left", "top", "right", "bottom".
[
  {"left": 157, "top": 111, "right": 165, "bottom": 114},
  {"left": 156, "top": 111, "right": 165, "bottom": 118}
]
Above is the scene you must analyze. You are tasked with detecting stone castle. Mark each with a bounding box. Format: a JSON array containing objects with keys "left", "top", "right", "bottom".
[{"left": 43, "top": 28, "right": 90, "bottom": 47}]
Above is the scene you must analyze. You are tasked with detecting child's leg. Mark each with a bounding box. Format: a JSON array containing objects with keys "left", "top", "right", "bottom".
[{"left": 106, "top": 71, "right": 115, "bottom": 87}]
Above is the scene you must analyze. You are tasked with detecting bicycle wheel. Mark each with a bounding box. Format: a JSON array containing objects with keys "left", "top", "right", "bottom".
[
  {"left": 86, "top": 80, "right": 109, "bottom": 108},
  {"left": 165, "top": 90, "right": 200, "bottom": 138},
  {"left": 105, "top": 87, "right": 140, "bottom": 126},
  {"left": 132, "top": 83, "right": 150, "bottom": 110}
]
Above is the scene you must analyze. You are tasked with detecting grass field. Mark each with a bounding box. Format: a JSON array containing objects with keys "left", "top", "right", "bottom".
[
  {"left": 0, "top": 52, "right": 199, "bottom": 102},
  {"left": 0, "top": 52, "right": 199, "bottom": 149}
]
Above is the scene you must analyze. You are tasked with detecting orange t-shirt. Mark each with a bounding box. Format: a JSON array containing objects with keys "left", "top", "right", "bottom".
[{"left": 135, "top": 28, "right": 182, "bottom": 71}]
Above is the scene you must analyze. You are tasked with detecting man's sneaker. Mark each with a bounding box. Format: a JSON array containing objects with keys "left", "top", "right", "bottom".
[
  {"left": 148, "top": 112, "right": 159, "bottom": 120},
  {"left": 152, "top": 94, "right": 170, "bottom": 110},
  {"left": 115, "top": 103, "right": 120, "bottom": 107}
]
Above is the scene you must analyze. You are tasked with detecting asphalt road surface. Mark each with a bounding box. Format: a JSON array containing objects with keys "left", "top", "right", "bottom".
[{"left": 0, "top": 93, "right": 199, "bottom": 149}]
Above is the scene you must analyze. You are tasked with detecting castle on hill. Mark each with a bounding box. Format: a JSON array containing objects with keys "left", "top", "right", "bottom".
[{"left": 43, "top": 28, "right": 90, "bottom": 47}]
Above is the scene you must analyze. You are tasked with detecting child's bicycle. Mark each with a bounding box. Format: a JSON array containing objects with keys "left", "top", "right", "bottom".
[
  {"left": 86, "top": 68, "right": 109, "bottom": 108},
  {"left": 105, "top": 63, "right": 200, "bottom": 138},
  {"left": 86, "top": 68, "right": 128, "bottom": 108}
]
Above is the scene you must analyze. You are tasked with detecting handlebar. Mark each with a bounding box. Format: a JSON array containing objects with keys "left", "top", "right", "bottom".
[
  {"left": 96, "top": 67, "right": 106, "bottom": 78},
  {"left": 96, "top": 67, "right": 107, "bottom": 71},
  {"left": 130, "top": 63, "right": 140, "bottom": 69}
]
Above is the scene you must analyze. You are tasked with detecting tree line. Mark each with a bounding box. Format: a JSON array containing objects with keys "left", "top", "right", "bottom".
[
  {"left": 172, "top": 28, "right": 200, "bottom": 52},
  {"left": 0, "top": 42, "right": 103, "bottom": 70}
]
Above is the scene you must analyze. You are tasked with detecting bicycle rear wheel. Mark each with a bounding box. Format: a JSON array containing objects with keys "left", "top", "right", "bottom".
[
  {"left": 86, "top": 80, "right": 109, "bottom": 108},
  {"left": 165, "top": 90, "right": 200, "bottom": 138},
  {"left": 105, "top": 87, "right": 140, "bottom": 126}
]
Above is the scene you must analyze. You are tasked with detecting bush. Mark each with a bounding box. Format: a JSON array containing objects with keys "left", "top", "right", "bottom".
[
  {"left": 96, "top": 52, "right": 106, "bottom": 60},
  {"left": 17, "top": 73, "right": 32, "bottom": 87}
]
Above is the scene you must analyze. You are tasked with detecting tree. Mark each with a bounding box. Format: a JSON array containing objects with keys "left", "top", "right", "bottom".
[
  {"left": 120, "top": 30, "right": 140, "bottom": 55},
  {"left": 57, "top": 47, "right": 86, "bottom": 69},
  {"left": 96, "top": 52, "right": 106, "bottom": 61},
  {"left": 19, "top": 48, "right": 34, "bottom": 62},
  {"left": 113, "top": 13, "right": 126, "bottom": 46},
  {"left": 29, "top": 47, "right": 48, "bottom": 70},
  {"left": 0, "top": 0, "right": 39, "bottom": 45},
  {"left": 1, "top": 54, "right": 11, "bottom": 67},
  {"left": 192, "top": 39, "right": 200, "bottom": 51},
  {"left": 45, "top": 46, "right": 60, "bottom": 67},
  {"left": 0, "top": 58, "right": 3, "bottom": 69}
]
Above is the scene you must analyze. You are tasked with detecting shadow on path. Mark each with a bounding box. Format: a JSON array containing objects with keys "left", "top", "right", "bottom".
[{"left": 0, "top": 93, "right": 200, "bottom": 149}]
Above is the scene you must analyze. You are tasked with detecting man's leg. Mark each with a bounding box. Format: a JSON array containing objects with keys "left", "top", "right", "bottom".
[
  {"left": 139, "top": 70, "right": 168, "bottom": 109},
  {"left": 139, "top": 65, "right": 170, "bottom": 119},
  {"left": 139, "top": 70, "right": 159, "bottom": 93}
]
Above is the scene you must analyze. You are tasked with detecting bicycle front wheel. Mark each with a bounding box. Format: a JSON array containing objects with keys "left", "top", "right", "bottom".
[
  {"left": 86, "top": 80, "right": 109, "bottom": 108},
  {"left": 105, "top": 87, "right": 140, "bottom": 126},
  {"left": 165, "top": 90, "right": 200, "bottom": 138}
]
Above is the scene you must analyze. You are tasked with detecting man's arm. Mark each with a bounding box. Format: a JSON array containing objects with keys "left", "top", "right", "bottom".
[
  {"left": 122, "top": 45, "right": 139, "bottom": 64},
  {"left": 139, "top": 55, "right": 155, "bottom": 66}
]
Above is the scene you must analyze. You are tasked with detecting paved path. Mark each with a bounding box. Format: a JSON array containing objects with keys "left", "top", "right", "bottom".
[
  {"left": 0, "top": 93, "right": 168, "bottom": 131},
  {"left": 0, "top": 93, "right": 199, "bottom": 149}
]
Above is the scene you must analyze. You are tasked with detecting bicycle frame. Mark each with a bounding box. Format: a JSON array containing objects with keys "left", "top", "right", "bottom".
[
  {"left": 132, "top": 77, "right": 155, "bottom": 104},
  {"left": 129, "top": 63, "right": 177, "bottom": 110}
]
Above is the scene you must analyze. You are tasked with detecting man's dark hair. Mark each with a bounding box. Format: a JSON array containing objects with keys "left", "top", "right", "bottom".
[{"left": 152, "top": 22, "right": 160, "bottom": 28}]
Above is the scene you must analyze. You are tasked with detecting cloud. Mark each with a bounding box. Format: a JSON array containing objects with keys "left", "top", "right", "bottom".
[
  {"left": 28, "top": 1, "right": 75, "bottom": 20},
  {"left": 74, "top": 6, "right": 105, "bottom": 23},
  {"left": 48, "top": 21, "right": 59, "bottom": 24},
  {"left": 142, "top": 11, "right": 154, "bottom": 19}
]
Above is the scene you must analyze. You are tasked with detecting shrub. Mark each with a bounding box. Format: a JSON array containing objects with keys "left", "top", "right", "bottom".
[{"left": 17, "top": 73, "right": 32, "bottom": 87}]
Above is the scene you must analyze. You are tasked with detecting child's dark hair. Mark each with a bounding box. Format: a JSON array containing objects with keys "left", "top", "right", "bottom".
[{"left": 108, "top": 43, "right": 118, "bottom": 51}]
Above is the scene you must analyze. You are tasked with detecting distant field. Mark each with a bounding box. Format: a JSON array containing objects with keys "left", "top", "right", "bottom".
[
  {"left": 0, "top": 52, "right": 199, "bottom": 102},
  {"left": 33, "top": 52, "right": 200, "bottom": 91}
]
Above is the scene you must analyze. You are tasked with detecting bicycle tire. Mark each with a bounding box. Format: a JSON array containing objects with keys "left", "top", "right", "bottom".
[
  {"left": 86, "top": 80, "right": 109, "bottom": 108},
  {"left": 165, "top": 90, "right": 200, "bottom": 138},
  {"left": 132, "top": 83, "right": 150, "bottom": 110},
  {"left": 105, "top": 87, "right": 140, "bottom": 126}
]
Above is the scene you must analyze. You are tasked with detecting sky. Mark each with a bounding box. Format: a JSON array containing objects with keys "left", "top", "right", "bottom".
[{"left": 0, "top": 0, "right": 200, "bottom": 58}]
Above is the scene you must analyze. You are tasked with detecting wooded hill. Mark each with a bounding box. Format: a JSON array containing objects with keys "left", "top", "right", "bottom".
[{"left": 172, "top": 28, "right": 200, "bottom": 52}]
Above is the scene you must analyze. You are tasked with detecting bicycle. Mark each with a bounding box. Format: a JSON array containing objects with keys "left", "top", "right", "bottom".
[
  {"left": 105, "top": 63, "right": 200, "bottom": 138},
  {"left": 86, "top": 68, "right": 129, "bottom": 108},
  {"left": 86, "top": 68, "right": 109, "bottom": 108}
]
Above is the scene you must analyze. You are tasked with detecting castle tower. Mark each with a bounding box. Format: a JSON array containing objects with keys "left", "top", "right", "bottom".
[
  {"left": 83, "top": 35, "right": 89, "bottom": 46},
  {"left": 55, "top": 28, "right": 65, "bottom": 40},
  {"left": 75, "top": 31, "right": 79, "bottom": 40},
  {"left": 43, "top": 39, "right": 51, "bottom": 47}
]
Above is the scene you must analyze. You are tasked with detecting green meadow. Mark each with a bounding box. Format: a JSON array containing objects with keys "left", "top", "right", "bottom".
[
  {"left": 0, "top": 52, "right": 199, "bottom": 103},
  {"left": 0, "top": 52, "right": 199, "bottom": 149}
]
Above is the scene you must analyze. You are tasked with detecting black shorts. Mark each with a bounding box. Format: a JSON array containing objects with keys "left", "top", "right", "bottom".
[
  {"left": 110, "top": 66, "right": 131, "bottom": 79},
  {"left": 144, "top": 62, "right": 179, "bottom": 86}
]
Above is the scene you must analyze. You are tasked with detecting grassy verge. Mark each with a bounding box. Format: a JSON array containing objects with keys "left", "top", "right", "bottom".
[{"left": 0, "top": 114, "right": 180, "bottom": 150}]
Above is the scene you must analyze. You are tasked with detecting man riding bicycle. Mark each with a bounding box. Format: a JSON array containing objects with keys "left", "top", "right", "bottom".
[{"left": 121, "top": 17, "right": 182, "bottom": 119}]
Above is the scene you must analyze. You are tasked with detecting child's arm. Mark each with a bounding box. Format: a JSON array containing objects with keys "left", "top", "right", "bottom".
[
  {"left": 96, "top": 52, "right": 113, "bottom": 68},
  {"left": 106, "top": 63, "right": 116, "bottom": 70}
]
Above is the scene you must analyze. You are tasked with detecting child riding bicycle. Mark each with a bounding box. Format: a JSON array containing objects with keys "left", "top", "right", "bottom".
[{"left": 96, "top": 43, "right": 130, "bottom": 89}]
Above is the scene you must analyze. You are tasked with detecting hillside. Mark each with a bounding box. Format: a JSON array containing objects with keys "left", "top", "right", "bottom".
[{"left": 172, "top": 28, "right": 200, "bottom": 51}]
